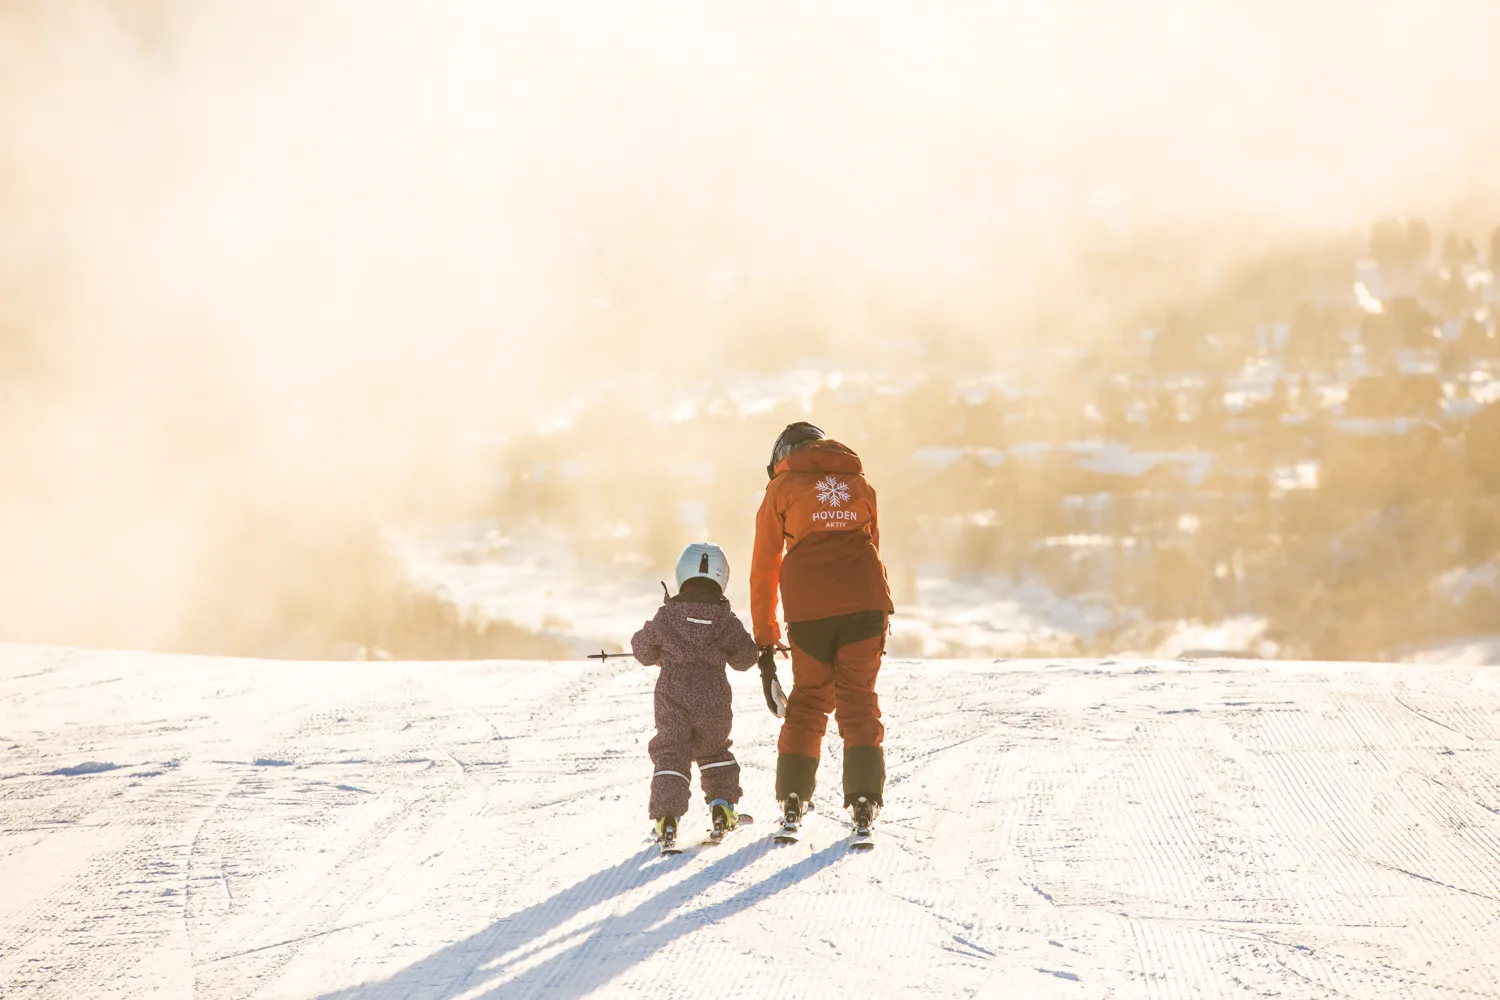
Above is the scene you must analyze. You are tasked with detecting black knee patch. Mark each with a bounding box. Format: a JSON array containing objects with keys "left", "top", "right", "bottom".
[
  {"left": 842, "top": 745, "right": 885, "bottom": 807},
  {"left": 775, "top": 752, "right": 819, "bottom": 802}
]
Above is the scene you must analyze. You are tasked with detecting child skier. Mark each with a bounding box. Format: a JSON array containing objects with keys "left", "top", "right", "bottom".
[{"left": 632, "top": 541, "right": 762, "bottom": 850}]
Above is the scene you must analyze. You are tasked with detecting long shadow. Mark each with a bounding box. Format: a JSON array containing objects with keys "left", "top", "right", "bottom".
[
  {"left": 315, "top": 846, "right": 672, "bottom": 1000},
  {"left": 320, "top": 836, "right": 847, "bottom": 1000}
]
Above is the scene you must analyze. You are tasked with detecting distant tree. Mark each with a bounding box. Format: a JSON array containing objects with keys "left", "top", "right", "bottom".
[
  {"left": 1461, "top": 495, "right": 1500, "bottom": 563},
  {"left": 1370, "top": 217, "right": 1405, "bottom": 274},
  {"left": 1461, "top": 315, "right": 1493, "bottom": 348},
  {"left": 1359, "top": 312, "right": 1401, "bottom": 371},
  {"left": 1263, "top": 377, "right": 1291, "bottom": 423},
  {"left": 1406, "top": 218, "right": 1433, "bottom": 270},
  {"left": 1286, "top": 301, "right": 1338, "bottom": 371},
  {"left": 1095, "top": 380, "right": 1132, "bottom": 439},
  {"left": 1197, "top": 376, "right": 1228, "bottom": 426},
  {"left": 1439, "top": 232, "right": 1478, "bottom": 271},
  {"left": 1140, "top": 545, "right": 1212, "bottom": 620},
  {"left": 1344, "top": 373, "right": 1443, "bottom": 420},
  {"left": 1441, "top": 317, "right": 1498, "bottom": 371},
  {"left": 958, "top": 392, "right": 1010, "bottom": 447},
  {"left": 1401, "top": 374, "right": 1445, "bottom": 418},
  {"left": 1467, "top": 402, "right": 1500, "bottom": 495},
  {"left": 1385, "top": 296, "right": 1436, "bottom": 347},
  {"left": 1323, "top": 423, "right": 1447, "bottom": 514},
  {"left": 1149, "top": 310, "right": 1198, "bottom": 373},
  {"left": 1418, "top": 269, "right": 1480, "bottom": 320},
  {"left": 901, "top": 377, "right": 960, "bottom": 446}
]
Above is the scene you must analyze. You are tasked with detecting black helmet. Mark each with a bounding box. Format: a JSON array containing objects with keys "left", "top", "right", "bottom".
[{"left": 767, "top": 422, "right": 825, "bottom": 479}]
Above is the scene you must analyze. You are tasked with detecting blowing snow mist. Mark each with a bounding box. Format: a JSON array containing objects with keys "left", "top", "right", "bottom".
[{"left": 2, "top": 0, "right": 1498, "bottom": 656}]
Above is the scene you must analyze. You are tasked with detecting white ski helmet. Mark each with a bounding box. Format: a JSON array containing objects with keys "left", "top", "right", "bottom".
[{"left": 675, "top": 541, "right": 730, "bottom": 592}]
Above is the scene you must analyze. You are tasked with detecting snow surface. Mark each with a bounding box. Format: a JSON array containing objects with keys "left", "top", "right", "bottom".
[{"left": 3, "top": 645, "right": 1500, "bottom": 999}]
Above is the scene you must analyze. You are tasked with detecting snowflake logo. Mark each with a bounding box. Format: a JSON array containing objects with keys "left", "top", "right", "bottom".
[{"left": 816, "top": 476, "right": 851, "bottom": 508}]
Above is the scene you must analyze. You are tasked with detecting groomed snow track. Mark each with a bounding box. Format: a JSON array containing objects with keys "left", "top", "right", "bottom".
[{"left": 2, "top": 645, "right": 1498, "bottom": 999}]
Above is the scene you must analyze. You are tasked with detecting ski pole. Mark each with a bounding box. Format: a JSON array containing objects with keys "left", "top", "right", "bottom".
[{"left": 590, "top": 644, "right": 788, "bottom": 662}]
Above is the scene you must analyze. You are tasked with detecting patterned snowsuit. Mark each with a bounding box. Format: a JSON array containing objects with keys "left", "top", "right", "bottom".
[{"left": 632, "top": 588, "right": 760, "bottom": 820}]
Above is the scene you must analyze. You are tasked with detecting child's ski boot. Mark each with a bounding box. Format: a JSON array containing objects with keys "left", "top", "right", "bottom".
[
  {"left": 774, "top": 793, "right": 805, "bottom": 844},
  {"left": 706, "top": 799, "right": 751, "bottom": 846},
  {"left": 849, "top": 796, "right": 878, "bottom": 851},
  {"left": 655, "top": 815, "right": 682, "bottom": 856}
]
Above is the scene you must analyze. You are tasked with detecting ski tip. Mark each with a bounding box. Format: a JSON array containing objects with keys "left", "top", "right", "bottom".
[{"left": 738, "top": 813, "right": 755, "bottom": 826}]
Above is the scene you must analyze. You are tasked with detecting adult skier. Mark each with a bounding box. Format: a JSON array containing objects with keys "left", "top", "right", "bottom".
[
  {"left": 633, "top": 542, "right": 761, "bottom": 853},
  {"left": 751, "top": 422, "right": 894, "bottom": 846}
]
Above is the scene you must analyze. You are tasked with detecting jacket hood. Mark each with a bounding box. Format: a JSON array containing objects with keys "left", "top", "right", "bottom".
[{"left": 777, "top": 439, "right": 863, "bottom": 477}]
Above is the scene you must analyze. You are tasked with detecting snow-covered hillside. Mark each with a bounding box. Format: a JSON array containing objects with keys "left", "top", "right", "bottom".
[
  {"left": 397, "top": 524, "right": 1132, "bottom": 659},
  {"left": 3, "top": 646, "right": 1499, "bottom": 999}
]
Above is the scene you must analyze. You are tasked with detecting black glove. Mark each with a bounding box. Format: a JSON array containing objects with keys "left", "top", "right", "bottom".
[{"left": 758, "top": 647, "right": 788, "bottom": 718}]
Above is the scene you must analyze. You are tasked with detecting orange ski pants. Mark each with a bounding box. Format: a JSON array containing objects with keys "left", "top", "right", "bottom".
[{"left": 776, "top": 632, "right": 885, "bottom": 758}]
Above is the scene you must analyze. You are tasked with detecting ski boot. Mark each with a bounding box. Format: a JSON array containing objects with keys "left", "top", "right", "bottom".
[
  {"left": 706, "top": 799, "right": 742, "bottom": 845},
  {"left": 774, "top": 793, "right": 805, "bottom": 844},
  {"left": 849, "top": 796, "right": 878, "bottom": 851},
  {"left": 655, "top": 815, "right": 682, "bottom": 856}
]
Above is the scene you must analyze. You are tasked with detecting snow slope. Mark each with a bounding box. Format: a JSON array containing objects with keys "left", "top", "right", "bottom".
[{"left": 3, "top": 646, "right": 1499, "bottom": 999}]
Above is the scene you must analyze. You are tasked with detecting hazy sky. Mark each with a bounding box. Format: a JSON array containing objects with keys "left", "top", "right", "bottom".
[{"left": 2, "top": 0, "right": 1498, "bottom": 649}]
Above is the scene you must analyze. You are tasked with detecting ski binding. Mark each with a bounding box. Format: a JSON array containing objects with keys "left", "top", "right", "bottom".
[
  {"left": 849, "top": 796, "right": 877, "bottom": 851},
  {"left": 656, "top": 817, "right": 682, "bottom": 856},
  {"left": 774, "top": 793, "right": 805, "bottom": 845},
  {"left": 703, "top": 809, "right": 753, "bottom": 847}
]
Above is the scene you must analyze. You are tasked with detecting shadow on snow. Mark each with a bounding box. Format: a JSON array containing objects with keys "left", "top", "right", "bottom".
[{"left": 319, "top": 836, "right": 849, "bottom": 1000}]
